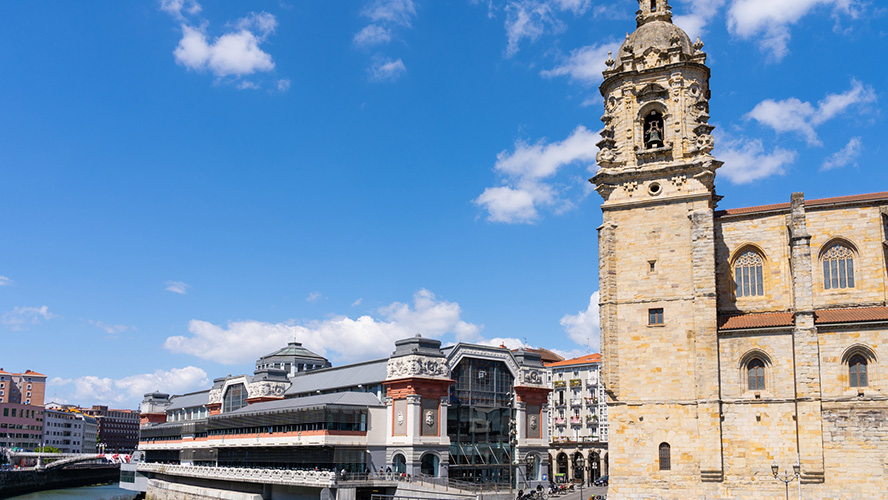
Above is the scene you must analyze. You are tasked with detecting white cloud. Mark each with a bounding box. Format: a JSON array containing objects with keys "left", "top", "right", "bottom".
[
  {"left": 237, "top": 80, "right": 260, "bottom": 90},
  {"left": 559, "top": 291, "right": 600, "bottom": 350},
  {"left": 362, "top": 0, "right": 417, "bottom": 27},
  {"left": 165, "top": 281, "right": 190, "bottom": 294},
  {"left": 174, "top": 24, "right": 275, "bottom": 78},
  {"left": 2, "top": 305, "right": 57, "bottom": 330},
  {"left": 540, "top": 41, "right": 622, "bottom": 85},
  {"left": 351, "top": 298, "right": 363, "bottom": 307},
  {"left": 354, "top": 24, "right": 392, "bottom": 47},
  {"left": 478, "top": 337, "right": 527, "bottom": 350},
  {"left": 276, "top": 79, "right": 291, "bottom": 92},
  {"left": 89, "top": 320, "right": 132, "bottom": 335},
  {"left": 49, "top": 366, "right": 210, "bottom": 407},
  {"left": 233, "top": 11, "right": 278, "bottom": 39},
  {"left": 821, "top": 137, "right": 862, "bottom": 171},
  {"left": 368, "top": 57, "right": 406, "bottom": 82},
  {"left": 717, "top": 136, "right": 797, "bottom": 184},
  {"left": 0, "top": 276, "right": 12, "bottom": 286},
  {"left": 745, "top": 80, "right": 876, "bottom": 145},
  {"left": 475, "top": 125, "right": 598, "bottom": 223},
  {"left": 501, "top": 0, "right": 598, "bottom": 57},
  {"left": 306, "top": 291, "right": 323, "bottom": 303},
  {"left": 727, "top": 0, "right": 863, "bottom": 60},
  {"left": 160, "top": 0, "right": 202, "bottom": 19},
  {"left": 164, "top": 289, "right": 481, "bottom": 364},
  {"left": 504, "top": 1, "right": 562, "bottom": 58},
  {"left": 673, "top": 0, "right": 727, "bottom": 38}
]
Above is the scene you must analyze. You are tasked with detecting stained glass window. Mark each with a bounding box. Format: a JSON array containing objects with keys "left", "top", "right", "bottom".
[
  {"left": 823, "top": 244, "right": 855, "bottom": 290},
  {"left": 734, "top": 250, "right": 764, "bottom": 297}
]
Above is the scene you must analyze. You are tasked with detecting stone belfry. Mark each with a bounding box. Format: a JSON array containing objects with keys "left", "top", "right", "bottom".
[{"left": 591, "top": 0, "right": 725, "bottom": 497}]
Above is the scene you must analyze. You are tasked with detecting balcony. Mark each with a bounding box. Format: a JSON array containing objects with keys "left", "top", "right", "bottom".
[
  {"left": 584, "top": 397, "right": 597, "bottom": 405},
  {"left": 569, "top": 379, "right": 582, "bottom": 388},
  {"left": 569, "top": 399, "right": 583, "bottom": 407},
  {"left": 555, "top": 418, "right": 566, "bottom": 426},
  {"left": 569, "top": 417, "right": 581, "bottom": 426},
  {"left": 553, "top": 381, "right": 566, "bottom": 389},
  {"left": 585, "top": 415, "right": 598, "bottom": 424}
]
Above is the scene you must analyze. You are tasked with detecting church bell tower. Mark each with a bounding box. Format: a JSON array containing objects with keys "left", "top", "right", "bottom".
[{"left": 592, "top": 0, "right": 724, "bottom": 497}]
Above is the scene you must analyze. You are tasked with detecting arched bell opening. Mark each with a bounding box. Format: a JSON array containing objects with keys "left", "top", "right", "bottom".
[{"left": 644, "top": 110, "right": 665, "bottom": 149}]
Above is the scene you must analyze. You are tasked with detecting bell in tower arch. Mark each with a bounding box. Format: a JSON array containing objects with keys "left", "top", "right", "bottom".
[{"left": 644, "top": 110, "right": 665, "bottom": 149}]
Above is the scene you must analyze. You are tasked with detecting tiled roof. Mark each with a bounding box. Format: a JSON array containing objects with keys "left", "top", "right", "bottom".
[
  {"left": 718, "top": 306, "right": 888, "bottom": 330},
  {"left": 718, "top": 311, "right": 793, "bottom": 330},
  {"left": 167, "top": 390, "right": 210, "bottom": 411},
  {"left": 285, "top": 358, "right": 388, "bottom": 396},
  {"left": 519, "top": 347, "right": 564, "bottom": 363},
  {"left": 716, "top": 191, "right": 888, "bottom": 217},
  {"left": 815, "top": 306, "right": 888, "bottom": 324},
  {"left": 545, "top": 353, "right": 601, "bottom": 368},
  {"left": 226, "top": 392, "right": 384, "bottom": 416},
  {"left": 22, "top": 370, "right": 46, "bottom": 377}
]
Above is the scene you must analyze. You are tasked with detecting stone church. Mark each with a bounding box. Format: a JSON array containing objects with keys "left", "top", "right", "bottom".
[{"left": 592, "top": 1, "right": 888, "bottom": 499}]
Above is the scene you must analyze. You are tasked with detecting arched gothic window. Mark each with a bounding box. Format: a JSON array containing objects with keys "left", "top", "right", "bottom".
[
  {"left": 822, "top": 243, "right": 855, "bottom": 290},
  {"left": 658, "top": 443, "right": 671, "bottom": 471},
  {"left": 734, "top": 250, "right": 764, "bottom": 297},
  {"left": 849, "top": 354, "right": 868, "bottom": 388},
  {"left": 644, "top": 111, "right": 664, "bottom": 149},
  {"left": 747, "top": 358, "right": 765, "bottom": 390}
]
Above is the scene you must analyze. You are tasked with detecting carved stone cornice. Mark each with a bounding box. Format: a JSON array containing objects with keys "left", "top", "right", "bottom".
[{"left": 386, "top": 355, "right": 449, "bottom": 381}]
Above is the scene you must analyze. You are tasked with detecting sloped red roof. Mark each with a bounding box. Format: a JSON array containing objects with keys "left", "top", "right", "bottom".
[
  {"left": 719, "top": 306, "right": 888, "bottom": 330},
  {"left": 815, "top": 306, "right": 888, "bottom": 324},
  {"left": 717, "top": 191, "right": 888, "bottom": 217},
  {"left": 516, "top": 347, "right": 564, "bottom": 363},
  {"left": 545, "top": 353, "right": 601, "bottom": 368},
  {"left": 718, "top": 311, "right": 794, "bottom": 330},
  {"left": 23, "top": 370, "right": 46, "bottom": 377}
]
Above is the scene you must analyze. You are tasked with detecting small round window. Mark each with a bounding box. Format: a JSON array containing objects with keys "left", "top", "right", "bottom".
[{"left": 648, "top": 182, "right": 662, "bottom": 196}]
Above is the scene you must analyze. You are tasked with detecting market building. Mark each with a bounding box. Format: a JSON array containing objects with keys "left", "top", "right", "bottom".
[{"left": 135, "top": 335, "right": 552, "bottom": 495}]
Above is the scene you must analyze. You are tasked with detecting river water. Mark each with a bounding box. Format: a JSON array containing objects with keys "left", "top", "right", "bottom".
[{"left": 6, "top": 483, "right": 136, "bottom": 500}]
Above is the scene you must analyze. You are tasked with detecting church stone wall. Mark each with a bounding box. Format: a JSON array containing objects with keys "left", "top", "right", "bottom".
[
  {"left": 806, "top": 206, "right": 887, "bottom": 309},
  {"left": 715, "top": 213, "right": 792, "bottom": 313}
]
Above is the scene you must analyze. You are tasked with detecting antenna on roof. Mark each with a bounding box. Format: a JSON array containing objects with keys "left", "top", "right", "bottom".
[{"left": 523, "top": 337, "right": 528, "bottom": 348}]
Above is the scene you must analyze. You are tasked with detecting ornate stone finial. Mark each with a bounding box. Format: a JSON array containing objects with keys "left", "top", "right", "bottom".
[
  {"left": 605, "top": 51, "right": 615, "bottom": 69},
  {"left": 693, "top": 36, "right": 705, "bottom": 53}
]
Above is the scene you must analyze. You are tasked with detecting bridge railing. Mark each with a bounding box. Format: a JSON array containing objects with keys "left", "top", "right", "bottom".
[{"left": 137, "top": 463, "right": 338, "bottom": 487}]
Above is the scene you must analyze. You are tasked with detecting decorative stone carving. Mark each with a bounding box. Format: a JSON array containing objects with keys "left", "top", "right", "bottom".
[
  {"left": 624, "top": 180, "right": 639, "bottom": 196},
  {"left": 695, "top": 134, "right": 715, "bottom": 153},
  {"left": 520, "top": 369, "right": 545, "bottom": 387},
  {"left": 425, "top": 410, "right": 435, "bottom": 427},
  {"left": 596, "top": 147, "right": 616, "bottom": 167},
  {"left": 670, "top": 174, "right": 687, "bottom": 190},
  {"left": 248, "top": 381, "right": 287, "bottom": 398},
  {"left": 397, "top": 410, "right": 404, "bottom": 426},
  {"left": 208, "top": 388, "right": 223, "bottom": 405},
  {"left": 386, "top": 355, "right": 449, "bottom": 380},
  {"left": 529, "top": 415, "right": 538, "bottom": 431}
]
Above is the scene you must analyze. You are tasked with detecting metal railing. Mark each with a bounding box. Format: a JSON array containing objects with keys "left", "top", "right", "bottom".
[{"left": 137, "top": 463, "right": 337, "bottom": 487}]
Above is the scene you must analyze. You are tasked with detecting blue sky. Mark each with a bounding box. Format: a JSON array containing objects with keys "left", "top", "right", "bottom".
[{"left": 0, "top": 0, "right": 884, "bottom": 408}]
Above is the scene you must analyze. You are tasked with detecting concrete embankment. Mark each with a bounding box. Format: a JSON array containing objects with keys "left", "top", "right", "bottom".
[{"left": 0, "top": 465, "right": 121, "bottom": 499}]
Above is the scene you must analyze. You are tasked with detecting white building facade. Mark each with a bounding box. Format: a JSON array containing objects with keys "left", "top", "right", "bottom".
[{"left": 546, "top": 354, "right": 608, "bottom": 484}]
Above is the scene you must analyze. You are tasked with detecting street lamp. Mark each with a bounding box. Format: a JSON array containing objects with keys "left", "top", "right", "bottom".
[
  {"left": 771, "top": 462, "right": 800, "bottom": 500},
  {"left": 591, "top": 461, "right": 598, "bottom": 483}
]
